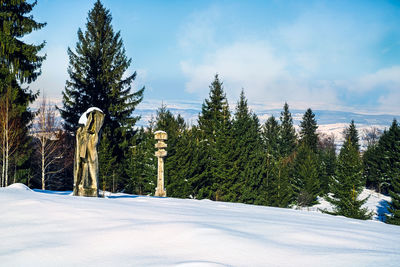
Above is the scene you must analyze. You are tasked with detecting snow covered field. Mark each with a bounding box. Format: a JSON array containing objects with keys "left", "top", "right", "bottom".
[{"left": 1, "top": 184, "right": 400, "bottom": 267}]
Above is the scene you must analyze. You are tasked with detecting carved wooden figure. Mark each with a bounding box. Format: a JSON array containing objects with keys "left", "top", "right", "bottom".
[{"left": 73, "top": 108, "right": 104, "bottom": 197}]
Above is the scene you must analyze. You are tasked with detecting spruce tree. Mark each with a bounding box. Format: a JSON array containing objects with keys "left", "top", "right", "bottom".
[
  {"left": 231, "top": 90, "right": 264, "bottom": 204},
  {"left": 292, "top": 144, "right": 320, "bottom": 206},
  {"left": 326, "top": 140, "right": 371, "bottom": 220},
  {"left": 279, "top": 102, "right": 297, "bottom": 157},
  {"left": 0, "top": 0, "right": 45, "bottom": 187},
  {"left": 387, "top": 173, "right": 400, "bottom": 225},
  {"left": 198, "top": 74, "right": 230, "bottom": 141},
  {"left": 60, "top": 0, "right": 143, "bottom": 133},
  {"left": 363, "top": 119, "right": 400, "bottom": 194},
  {"left": 299, "top": 108, "right": 318, "bottom": 152},
  {"left": 384, "top": 119, "right": 400, "bottom": 224},
  {"left": 59, "top": 1, "right": 143, "bottom": 190},
  {"left": 196, "top": 74, "right": 232, "bottom": 200},
  {"left": 262, "top": 116, "right": 280, "bottom": 158},
  {"left": 318, "top": 134, "right": 336, "bottom": 195},
  {"left": 343, "top": 120, "right": 360, "bottom": 151},
  {"left": 98, "top": 129, "right": 117, "bottom": 193},
  {"left": 125, "top": 127, "right": 156, "bottom": 195}
]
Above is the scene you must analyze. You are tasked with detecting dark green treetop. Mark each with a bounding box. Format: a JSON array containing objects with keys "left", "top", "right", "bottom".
[
  {"left": 59, "top": 0, "right": 143, "bottom": 134},
  {"left": 0, "top": 0, "right": 46, "bottom": 84},
  {"left": 326, "top": 140, "right": 371, "bottom": 220},
  {"left": 299, "top": 108, "right": 318, "bottom": 152},
  {"left": 343, "top": 120, "right": 360, "bottom": 151},
  {"left": 279, "top": 102, "right": 297, "bottom": 157},
  {"left": 198, "top": 74, "right": 230, "bottom": 140}
]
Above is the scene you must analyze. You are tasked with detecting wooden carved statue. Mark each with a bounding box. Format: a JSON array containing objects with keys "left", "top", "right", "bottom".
[{"left": 73, "top": 108, "right": 104, "bottom": 197}]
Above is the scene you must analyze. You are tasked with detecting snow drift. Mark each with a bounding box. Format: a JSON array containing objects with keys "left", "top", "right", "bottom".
[{"left": 1, "top": 184, "right": 399, "bottom": 266}]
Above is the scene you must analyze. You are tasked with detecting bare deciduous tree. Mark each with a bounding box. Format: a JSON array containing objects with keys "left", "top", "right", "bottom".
[
  {"left": 362, "top": 127, "right": 381, "bottom": 147},
  {"left": 33, "top": 96, "right": 64, "bottom": 190},
  {"left": 0, "top": 87, "right": 22, "bottom": 187}
]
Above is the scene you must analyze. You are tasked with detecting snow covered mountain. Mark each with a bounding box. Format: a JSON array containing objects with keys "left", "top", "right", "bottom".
[
  {"left": 135, "top": 103, "right": 398, "bottom": 150},
  {"left": 1, "top": 184, "right": 399, "bottom": 266}
]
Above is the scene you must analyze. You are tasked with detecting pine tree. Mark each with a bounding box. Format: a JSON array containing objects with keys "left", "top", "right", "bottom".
[
  {"left": 270, "top": 157, "right": 293, "bottom": 207},
  {"left": 387, "top": 173, "right": 400, "bottom": 225},
  {"left": 196, "top": 74, "right": 232, "bottom": 200},
  {"left": 279, "top": 102, "right": 297, "bottom": 157},
  {"left": 125, "top": 127, "right": 156, "bottom": 195},
  {"left": 299, "top": 108, "right": 318, "bottom": 152},
  {"left": 59, "top": 1, "right": 143, "bottom": 191},
  {"left": 198, "top": 74, "right": 230, "bottom": 141},
  {"left": 60, "top": 0, "right": 143, "bottom": 133},
  {"left": 292, "top": 144, "right": 320, "bottom": 206},
  {"left": 231, "top": 90, "right": 264, "bottom": 204},
  {"left": 0, "top": 0, "right": 45, "bottom": 187},
  {"left": 262, "top": 116, "right": 280, "bottom": 158},
  {"left": 343, "top": 120, "right": 360, "bottom": 151},
  {"left": 318, "top": 133, "right": 336, "bottom": 195},
  {"left": 98, "top": 129, "right": 117, "bottom": 193},
  {"left": 383, "top": 119, "right": 400, "bottom": 224},
  {"left": 363, "top": 119, "right": 400, "bottom": 194},
  {"left": 326, "top": 140, "right": 371, "bottom": 220},
  {"left": 165, "top": 127, "right": 194, "bottom": 198}
]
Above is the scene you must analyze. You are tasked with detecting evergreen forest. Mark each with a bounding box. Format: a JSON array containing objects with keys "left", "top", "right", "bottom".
[{"left": 1, "top": 0, "right": 400, "bottom": 226}]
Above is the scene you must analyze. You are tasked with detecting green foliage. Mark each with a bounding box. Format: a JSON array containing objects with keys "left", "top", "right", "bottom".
[
  {"left": 262, "top": 116, "right": 280, "bottom": 158},
  {"left": 343, "top": 120, "right": 360, "bottom": 151},
  {"left": 326, "top": 141, "right": 372, "bottom": 220},
  {"left": 155, "top": 105, "right": 190, "bottom": 198},
  {"left": 387, "top": 173, "right": 400, "bottom": 225},
  {"left": 124, "top": 127, "right": 156, "bottom": 195},
  {"left": 0, "top": 0, "right": 46, "bottom": 84},
  {"left": 59, "top": 0, "right": 143, "bottom": 192},
  {"left": 60, "top": 0, "right": 143, "bottom": 134},
  {"left": 98, "top": 130, "right": 117, "bottom": 192},
  {"left": 279, "top": 102, "right": 297, "bottom": 157},
  {"left": 0, "top": 0, "right": 45, "bottom": 185},
  {"left": 195, "top": 74, "right": 232, "bottom": 200},
  {"left": 232, "top": 90, "right": 264, "bottom": 204},
  {"left": 382, "top": 119, "right": 400, "bottom": 224},
  {"left": 363, "top": 119, "right": 400, "bottom": 194},
  {"left": 299, "top": 108, "right": 318, "bottom": 152},
  {"left": 292, "top": 144, "right": 320, "bottom": 206},
  {"left": 318, "top": 134, "right": 336, "bottom": 195}
]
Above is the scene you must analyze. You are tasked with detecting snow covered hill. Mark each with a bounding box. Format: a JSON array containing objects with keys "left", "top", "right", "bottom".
[{"left": 1, "top": 184, "right": 400, "bottom": 267}]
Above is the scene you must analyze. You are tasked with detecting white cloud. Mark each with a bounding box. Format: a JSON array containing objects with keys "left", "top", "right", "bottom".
[
  {"left": 178, "top": 4, "right": 400, "bottom": 115},
  {"left": 178, "top": 6, "right": 220, "bottom": 51},
  {"left": 180, "top": 41, "right": 340, "bottom": 111}
]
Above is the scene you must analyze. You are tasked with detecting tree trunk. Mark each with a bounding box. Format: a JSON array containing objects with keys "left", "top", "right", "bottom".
[
  {"left": 42, "top": 137, "right": 45, "bottom": 190},
  {"left": 5, "top": 101, "right": 9, "bottom": 187},
  {"left": 1, "top": 129, "right": 5, "bottom": 187}
]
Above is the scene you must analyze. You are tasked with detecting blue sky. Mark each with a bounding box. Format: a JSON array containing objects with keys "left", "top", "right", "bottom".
[{"left": 25, "top": 0, "right": 400, "bottom": 114}]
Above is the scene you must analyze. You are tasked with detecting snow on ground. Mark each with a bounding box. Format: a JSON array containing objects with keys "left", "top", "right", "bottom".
[{"left": 1, "top": 184, "right": 400, "bottom": 267}]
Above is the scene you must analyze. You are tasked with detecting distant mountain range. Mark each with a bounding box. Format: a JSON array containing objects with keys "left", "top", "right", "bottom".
[
  {"left": 135, "top": 106, "right": 398, "bottom": 149},
  {"left": 136, "top": 106, "right": 398, "bottom": 128}
]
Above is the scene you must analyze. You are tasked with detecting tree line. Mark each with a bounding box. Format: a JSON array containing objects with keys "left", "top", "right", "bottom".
[{"left": 1, "top": 0, "right": 400, "bottom": 225}]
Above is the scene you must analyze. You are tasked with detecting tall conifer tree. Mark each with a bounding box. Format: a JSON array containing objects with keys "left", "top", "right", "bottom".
[
  {"left": 343, "top": 120, "right": 360, "bottom": 151},
  {"left": 326, "top": 140, "right": 371, "bottom": 220},
  {"left": 232, "top": 90, "right": 264, "bottom": 204},
  {"left": 384, "top": 119, "right": 400, "bottom": 224},
  {"left": 0, "top": 0, "right": 45, "bottom": 186},
  {"left": 196, "top": 74, "right": 231, "bottom": 200},
  {"left": 59, "top": 1, "right": 143, "bottom": 191},
  {"left": 292, "top": 144, "right": 320, "bottom": 206},
  {"left": 299, "top": 108, "right": 318, "bottom": 152},
  {"left": 279, "top": 102, "right": 297, "bottom": 157}
]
